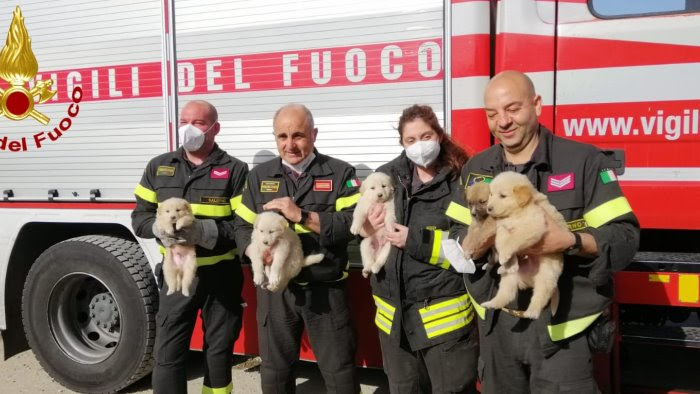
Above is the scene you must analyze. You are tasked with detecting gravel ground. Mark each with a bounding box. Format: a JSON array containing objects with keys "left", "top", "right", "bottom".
[{"left": 0, "top": 340, "right": 389, "bottom": 393}]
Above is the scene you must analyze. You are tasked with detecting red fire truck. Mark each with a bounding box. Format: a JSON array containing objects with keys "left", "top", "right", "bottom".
[{"left": 0, "top": 0, "right": 698, "bottom": 392}]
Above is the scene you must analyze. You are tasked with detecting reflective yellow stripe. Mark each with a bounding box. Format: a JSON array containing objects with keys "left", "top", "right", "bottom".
[
  {"left": 294, "top": 224, "right": 312, "bottom": 234},
  {"left": 547, "top": 312, "right": 601, "bottom": 341},
  {"left": 373, "top": 295, "right": 396, "bottom": 318},
  {"left": 419, "top": 294, "right": 471, "bottom": 323},
  {"left": 470, "top": 294, "right": 486, "bottom": 320},
  {"left": 429, "top": 230, "right": 443, "bottom": 265},
  {"left": 375, "top": 311, "right": 392, "bottom": 335},
  {"left": 159, "top": 246, "right": 237, "bottom": 267},
  {"left": 229, "top": 194, "right": 242, "bottom": 211},
  {"left": 445, "top": 201, "right": 472, "bottom": 226},
  {"left": 134, "top": 184, "right": 157, "bottom": 204},
  {"left": 235, "top": 203, "right": 257, "bottom": 224},
  {"left": 424, "top": 309, "right": 474, "bottom": 339},
  {"left": 373, "top": 295, "right": 395, "bottom": 335},
  {"left": 202, "top": 381, "right": 232, "bottom": 394},
  {"left": 190, "top": 203, "right": 232, "bottom": 218},
  {"left": 583, "top": 196, "right": 633, "bottom": 228},
  {"left": 336, "top": 192, "right": 360, "bottom": 211}
]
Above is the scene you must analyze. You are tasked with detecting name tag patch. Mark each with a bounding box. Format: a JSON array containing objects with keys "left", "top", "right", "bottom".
[
  {"left": 211, "top": 168, "right": 229, "bottom": 179},
  {"left": 313, "top": 179, "right": 333, "bottom": 192},
  {"left": 201, "top": 196, "right": 228, "bottom": 204},
  {"left": 157, "top": 166, "right": 175, "bottom": 177},
  {"left": 547, "top": 173, "right": 574, "bottom": 192},
  {"left": 260, "top": 181, "right": 280, "bottom": 193}
]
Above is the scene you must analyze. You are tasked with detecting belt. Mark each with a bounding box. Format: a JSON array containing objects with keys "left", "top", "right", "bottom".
[{"left": 501, "top": 307, "right": 527, "bottom": 318}]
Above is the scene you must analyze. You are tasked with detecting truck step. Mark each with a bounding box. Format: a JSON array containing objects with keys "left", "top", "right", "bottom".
[{"left": 622, "top": 325, "right": 700, "bottom": 348}]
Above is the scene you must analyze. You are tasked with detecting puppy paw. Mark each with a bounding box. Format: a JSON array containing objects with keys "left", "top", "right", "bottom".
[
  {"left": 350, "top": 223, "right": 361, "bottom": 235},
  {"left": 371, "top": 264, "right": 383, "bottom": 274},
  {"left": 182, "top": 288, "right": 191, "bottom": 297},
  {"left": 496, "top": 265, "right": 507, "bottom": 275},
  {"left": 267, "top": 274, "right": 280, "bottom": 290},
  {"left": 481, "top": 299, "right": 505, "bottom": 310},
  {"left": 166, "top": 288, "right": 175, "bottom": 296},
  {"left": 253, "top": 274, "right": 265, "bottom": 287},
  {"left": 362, "top": 269, "right": 370, "bottom": 278},
  {"left": 522, "top": 308, "right": 541, "bottom": 320}
]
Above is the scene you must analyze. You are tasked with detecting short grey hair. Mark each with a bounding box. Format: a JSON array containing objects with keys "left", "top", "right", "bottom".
[
  {"left": 183, "top": 100, "right": 218, "bottom": 123},
  {"left": 273, "top": 103, "right": 314, "bottom": 130}
]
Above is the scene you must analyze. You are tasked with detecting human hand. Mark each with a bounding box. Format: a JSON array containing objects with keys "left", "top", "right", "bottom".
[
  {"left": 263, "top": 197, "right": 302, "bottom": 223},
  {"left": 152, "top": 221, "right": 181, "bottom": 247},
  {"left": 386, "top": 223, "right": 409, "bottom": 249},
  {"left": 523, "top": 214, "right": 573, "bottom": 255},
  {"left": 367, "top": 203, "right": 386, "bottom": 231},
  {"left": 175, "top": 218, "right": 219, "bottom": 249}
]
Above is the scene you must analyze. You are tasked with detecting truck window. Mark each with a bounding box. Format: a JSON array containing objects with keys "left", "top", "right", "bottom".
[{"left": 590, "top": 0, "right": 700, "bottom": 18}]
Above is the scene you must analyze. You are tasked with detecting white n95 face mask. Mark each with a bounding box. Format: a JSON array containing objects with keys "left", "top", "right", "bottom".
[
  {"left": 405, "top": 140, "right": 441, "bottom": 168},
  {"left": 179, "top": 123, "right": 212, "bottom": 152}
]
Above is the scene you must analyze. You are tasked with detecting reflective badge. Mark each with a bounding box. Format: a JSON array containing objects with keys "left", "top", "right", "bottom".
[
  {"left": 567, "top": 218, "right": 588, "bottom": 232},
  {"left": 466, "top": 173, "right": 493, "bottom": 187},
  {"left": 260, "top": 180, "right": 280, "bottom": 193},
  {"left": 211, "top": 168, "right": 229, "bottom": 179},
  {"left": 201, "top": 196, "right": 228, "bottom": 204},
  {"left": 547, "top": 173, "right": 574, "bottom": 192},
  {"left": 314, "top": 179, "right": 333, "bottom": 192},
  {"left": 157, "top": 166, "right": 175, "bottom": 176}
]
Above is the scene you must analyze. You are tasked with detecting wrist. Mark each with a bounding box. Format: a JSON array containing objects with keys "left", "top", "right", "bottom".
[
  {"left": 564, "top": 231, "right": 582, "bottom": 256},
  {"left": 296, "top": 209, "right": 309, "bottom": 224}
]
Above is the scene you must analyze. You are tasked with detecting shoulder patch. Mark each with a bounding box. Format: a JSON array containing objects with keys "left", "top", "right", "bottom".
[
  {"left": 599, "top": 168, "right": 618, "bottom": 184},
  {"left": 346, "top": 178, "right": 361, "bottom": 188},
  {"left": 466, "top": 172, "right": 493, "bottom": 188},
  {"left": 260, "top": 180, "right": 280, "bottom": 193},
  {"left": 157, "top": 166, "right": 175, "bottom": 177}
]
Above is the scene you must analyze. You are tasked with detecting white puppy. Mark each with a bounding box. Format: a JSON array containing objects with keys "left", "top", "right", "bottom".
[
  {"left": 480, "top": 171, "right": 568, "bottom": 319},
  {"left": 155, "top": 197, "right": 197, "bottom": 297},
  {"left": 246, "top": 211, "right": 324, "bottom": 292},
  {"left": 350, "top": 172, "right": 396, "bottom": 278}
]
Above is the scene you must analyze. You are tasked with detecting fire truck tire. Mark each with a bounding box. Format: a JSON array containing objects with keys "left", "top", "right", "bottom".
[{"left": 21, "top": 235, "right": 158, "bottom": 393}]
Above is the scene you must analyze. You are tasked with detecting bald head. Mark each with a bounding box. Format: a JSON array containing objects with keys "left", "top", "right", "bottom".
[
  {"left": 183, "top": 100, "right": 218, "bottom": 123},
  {"left": 273, "top": 103, "right": 314, "bottom": 130},
  {"left": 273, "top": 103, "right": 318, "bottom": 165},
  {"left": 484, "top": 71, "right": 536, "bottom": 104}
]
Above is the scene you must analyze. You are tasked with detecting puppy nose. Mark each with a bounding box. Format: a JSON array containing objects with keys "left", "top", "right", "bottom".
[
  {"left": 487, "top": 206, "right": 493, "bottom": 213},
  {"left": 263, "top": 240, "right": 269, "bottom": 245},
  {"left": 377, "top": 193, "right": 383, "bottom": 198}
]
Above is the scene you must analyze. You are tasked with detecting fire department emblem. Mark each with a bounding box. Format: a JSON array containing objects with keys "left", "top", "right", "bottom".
[{"left": 0, "top": 7, "right": 55, "bottom": 125}]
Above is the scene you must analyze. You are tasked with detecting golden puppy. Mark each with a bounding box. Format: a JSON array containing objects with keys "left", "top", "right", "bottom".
[
  {"left": 349, "top": 172, "right": 396, "bottom": 278},
  {"left": 247, "top": 211, "right": 324, "bottom": 292},
  {"left": 155, "top": 197, "right": 197, "bottom": 297},
  {"left": 461, "top": 181, "right": 497, "bottom": 267},
  {"left": 481, "top": 171, "right": 568, "bottom": 319}
]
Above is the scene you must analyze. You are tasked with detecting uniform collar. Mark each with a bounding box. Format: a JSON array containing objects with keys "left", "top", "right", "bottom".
[
  {"left": 171, "top": 144, "right": 230, "bottom": 167},
  {"left": 269, "top": 149, "right": 332, "bottom": 177}
]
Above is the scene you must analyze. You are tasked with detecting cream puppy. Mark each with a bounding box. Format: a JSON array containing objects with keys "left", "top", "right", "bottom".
[
  {"left": 350, "top": 172, "right": 396, "bottom": 278},
  {"left": 481, "top": 171, "right": 568, "bottom": 319},
  {"left": 155, "top": 197, "right": 197, "bottom": 297},
  {"left": 247, "top": 211, "right": 324, "bottom": 292}
]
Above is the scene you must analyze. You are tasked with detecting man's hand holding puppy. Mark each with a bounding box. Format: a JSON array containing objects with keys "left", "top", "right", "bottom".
[
  {"left": 170, "top": 218, "right": 219, "bottom": 250},
  {"left": 263, "top": 197, "right": 321, "bottom": 233},
  {"left": 523, "top": 215, "right": 597, "bottom": 258}
]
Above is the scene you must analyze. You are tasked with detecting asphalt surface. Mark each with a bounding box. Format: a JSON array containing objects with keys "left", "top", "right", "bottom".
[{"left": 0, "top": 340, "right": 389, "bottom": 393}]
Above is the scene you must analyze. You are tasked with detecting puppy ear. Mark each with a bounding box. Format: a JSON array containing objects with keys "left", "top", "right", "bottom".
[
  {"left": 282, "top": 220, "right": 289, "bottom": 229},
  {"left": 359, "top": 178, "right": 368, "bottom": 193},
  {"left": 513, "top": 184, "right": 533, "bottom": 207}
]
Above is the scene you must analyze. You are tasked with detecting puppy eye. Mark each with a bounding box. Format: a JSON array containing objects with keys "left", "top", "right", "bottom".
[
  {"left": 370, "top": 186, "right": 375, "bottom": 190},
  {"left": 500, "top": 193, "right": 506, "bottom": 198},
  {"left": 269, "top": 230, "right": 274, "bottom": 234}
]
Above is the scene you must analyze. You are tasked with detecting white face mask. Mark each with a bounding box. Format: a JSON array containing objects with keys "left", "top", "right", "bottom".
[
  {"left": 405, "top": 140, "right": 441, "bottom": 168},
  {"left": 179, "top": 123, "right": 213, "bottom": 152}
]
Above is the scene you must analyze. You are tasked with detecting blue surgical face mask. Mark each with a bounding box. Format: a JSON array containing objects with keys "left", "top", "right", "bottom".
[
  {"left": 179, "top": 123, "right": 213, "bottom": 152},
  {"left": 405, "top": 140, "right": 441, "bottom": 168}
]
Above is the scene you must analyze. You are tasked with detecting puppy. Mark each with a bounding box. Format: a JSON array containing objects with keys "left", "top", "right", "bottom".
[
  {"left": 461, "top": 181, "right": 497, "bottom": 269},
  {"left": 480, "top": 171, "right": 568, "bottom": 319},
  {"left": 349, "top": 172, "right": 396, "bottom": 278},
  {"left": 247, "top": 211, "right": 324, "bottom": 292},
  {"left": 155, "top": 197, "right": 197, "bottom": 297}
]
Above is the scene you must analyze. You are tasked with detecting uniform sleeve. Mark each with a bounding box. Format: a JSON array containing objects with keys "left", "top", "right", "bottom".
[
  {"left": 217, "top": 161, "right": 249, "bottom": 246},
  {"left": 582, "top": 151, "right": 640, "bottom": 281},
  {"left": 131, "top": 160, "right": 159, "bottom": 239},
  {"left": 446, "top": 164, "right": 472, "bottom": 243},
  {"left": 233, "top": 170, "right": 258, "bottom": 259},
  {"left": 317, "top": 165, "right": 360, "bottom": 247}
]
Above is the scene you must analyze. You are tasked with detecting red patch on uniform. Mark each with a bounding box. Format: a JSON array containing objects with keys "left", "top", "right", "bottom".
[
  {"left": 210, "top": 168, "right": 229, "bottom": 179},
  {"left": 313, "top": 179, "right": 333, "bottom": 192},
  {"left": 547, "top": 173, "right": 574, "bottom": 192}
]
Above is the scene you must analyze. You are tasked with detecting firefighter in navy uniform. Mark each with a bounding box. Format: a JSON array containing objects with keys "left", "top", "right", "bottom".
[
  {"left": 359, "top": 105, "right": 478, "bottom": 393},
  {"left": 131, "top": 100, "right": 248, "bottom": 394},
  {"left": 446, "top": 71, "right": 640, "bottom": 393},
  {"left": 233, "top": 103, "right": 361, "bottom": 394}
]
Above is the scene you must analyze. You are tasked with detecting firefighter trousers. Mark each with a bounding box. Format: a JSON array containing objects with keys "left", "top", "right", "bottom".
[
  {"left": 152, "top": 260, "right": 244, "bottom": 394},
  {"left": 378, "top": 324, "right": 479, "bottom": 394},
  {"left": 256, "top": 281, "right": 359, "bottom": 394},
  {"left": 478, "top": 310, "right": 599, "bottom": 394}
]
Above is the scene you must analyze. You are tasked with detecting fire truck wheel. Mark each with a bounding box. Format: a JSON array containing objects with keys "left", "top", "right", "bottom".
[{"left": 21, "top": 235, "right": 158, "bottom": 393}]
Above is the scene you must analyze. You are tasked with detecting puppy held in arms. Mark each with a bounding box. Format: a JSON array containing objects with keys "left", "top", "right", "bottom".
[
  {"left": 155, "top": 197, "right": 197, "bottom": 297},
  {"left": 481, "top": 171, "right": 568, "bottom": 319},
  {"left": 349, "top": 172, "right": 396, "bottom": 278},
  {"left": 247, "top": 211, "right": 324, "bottom": 292},
  {"left": 461, "top": 181, "right": 497, "bottom": 267}
]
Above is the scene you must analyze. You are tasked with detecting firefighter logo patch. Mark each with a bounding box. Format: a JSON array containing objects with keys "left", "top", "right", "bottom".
[
  {"left": 260, "top": 180, "right": 280, "bottom": 193},
  {"left": 156, "top": 166, "right": 175, "bottom": 177},
  {"left": 313, "top": 179, "right": 333, "bottom": 192}
]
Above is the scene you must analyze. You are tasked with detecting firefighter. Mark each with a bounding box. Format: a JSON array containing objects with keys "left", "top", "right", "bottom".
[
  {"left": 131, "top": 100, "right": 248, "bottom": 394},
  {"left": 446, "top": 71, "right": 640, "bottom": 393},
  {"left": 358, "top": 104, "right": 478, "bottom": 393},
  {"left": 233, "top": 103, "right": 361, "bottom": 393}
]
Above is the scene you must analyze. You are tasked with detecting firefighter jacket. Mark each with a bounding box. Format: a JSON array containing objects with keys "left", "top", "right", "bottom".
[
  {"left": 447, "top": 127, "right": 640, "bottom": 348},
  {"left": 132, "top": 145, "right": 249, "bottom": 266},
  {"left": 233, "top": 151, "right": 360, "bottom": 283},
  {"left": 371, "top": 153, "right": 474, "bottom": 352}
]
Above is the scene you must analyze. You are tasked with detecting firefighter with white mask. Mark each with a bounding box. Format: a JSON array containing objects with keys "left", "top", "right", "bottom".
[{"left": 132, "top": 100, "right": 248, "bottom": 394}]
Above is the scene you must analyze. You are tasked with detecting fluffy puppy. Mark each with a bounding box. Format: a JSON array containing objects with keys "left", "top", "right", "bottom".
[
  {"left": 155, "top": 197, "right": 197, "bottom": 297},
  {"left": 461, "top": 181, "right": 497, "bottom": 269},
  {"left": 481, "top": 171, "right": 568, "bottom": 319},
  {"left": 247, "top": 211, "right": 324, "bottom": 292},
  {"left": 349, "top": 172, "right": 396, "bottom": 278}
]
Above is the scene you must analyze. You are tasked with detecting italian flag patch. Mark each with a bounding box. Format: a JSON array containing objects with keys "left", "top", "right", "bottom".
[
  {"left": 599, "top": 169, "right": 617, "bottom": 184},
  {"left": 346, "top": 178, "right": 361, "bottom": 188}
]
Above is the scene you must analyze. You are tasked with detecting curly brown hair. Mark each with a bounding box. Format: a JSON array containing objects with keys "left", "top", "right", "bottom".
[{"left": 398, "top": 104, "right": 469, "bottom": 178}]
